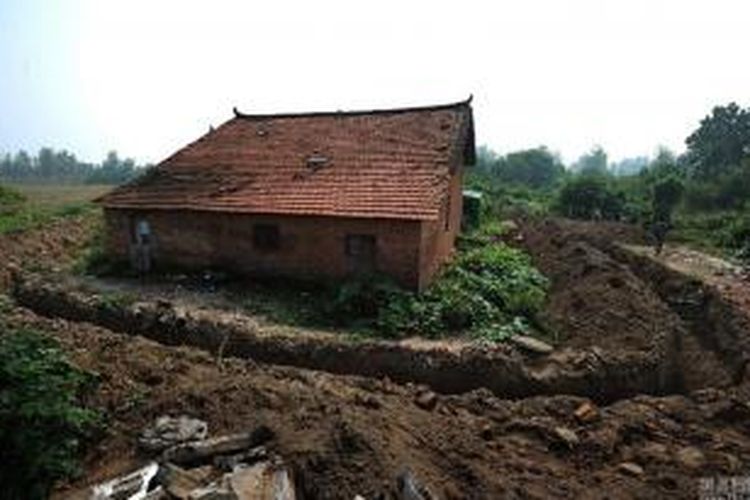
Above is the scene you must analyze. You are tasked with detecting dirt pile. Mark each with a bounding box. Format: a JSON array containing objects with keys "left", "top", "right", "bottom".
[
  {"left": 521, "top": 218, "right": 750, "bottom": 393},
  {"left": 1, "top": 305, "right": 748, "bottom": 499},
  {"left": 521, "top": 218, "right": 680, "bottom": 353},
  {"left": 0, "top": 213, "right": 96, "bottom": 288}
]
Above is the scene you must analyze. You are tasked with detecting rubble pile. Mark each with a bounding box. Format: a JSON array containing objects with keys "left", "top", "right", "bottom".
[{"left": 81, "top": 416, "right": 293, "bottom": 500}]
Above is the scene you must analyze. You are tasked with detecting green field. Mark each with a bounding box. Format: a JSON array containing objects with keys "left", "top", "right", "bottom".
[
  {"left": 7, "top": 184, "right": 112, "bottom": 209},
  {"left": 0, "top": 183, "right": 110, "bottom": 234}
]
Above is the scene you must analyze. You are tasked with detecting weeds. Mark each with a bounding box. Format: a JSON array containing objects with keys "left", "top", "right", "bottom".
[
  {"left": 328, "top": 231, "right": 548, "bottom": 341},
  {"left": 0, "top": 328, "right": 100, "bottom": 499}
]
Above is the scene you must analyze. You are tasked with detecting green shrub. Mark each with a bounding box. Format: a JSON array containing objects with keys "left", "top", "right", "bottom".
[
  {"left": 332, "top": 236, "right": 549, "bottom": 341},
  {"left": 0, "top": 329, "right": 100, "bottom": 499}
]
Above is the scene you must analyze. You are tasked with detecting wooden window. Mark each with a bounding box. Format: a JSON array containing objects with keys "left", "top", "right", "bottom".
[{"left": 253, "top": 224, "right": 280, "bottom": 251}]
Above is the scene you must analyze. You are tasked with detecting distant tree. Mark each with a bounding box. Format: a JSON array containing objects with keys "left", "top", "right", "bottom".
[
  {"left": 652, "top": 176, "right": 684, "bottom": 222},
  {"left": 496, "top": 147, "right": 565, "bottom": 189},
  {"left": 555, "top": 175, "right": 626, "bottom": 220},
  {"left": 685, "top": 102, "right": 750, "bottom": 179},
  {"left": 611, "top": 156, "right": 649, "bottom": 177},
  {"left": 475, "top": 145, "right": 500, "bottom": 174},
  {"left": 36, "top": 147, "right": 57, "bottom": 179},
  {"left": 0, "top": 147, "right": 144, "bottom": 185},
  {"left": 572, "top": 145, "right": 608, "bottom": 175}
]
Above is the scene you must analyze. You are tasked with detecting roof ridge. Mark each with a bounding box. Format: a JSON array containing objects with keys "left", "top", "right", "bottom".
[{"left": 232, "top": 95, "right": 473, "bottom": 120}]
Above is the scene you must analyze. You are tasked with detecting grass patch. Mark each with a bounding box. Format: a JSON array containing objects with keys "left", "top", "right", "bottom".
[{"left": 0, "top": 183, "right": 101, "bottom": 235}]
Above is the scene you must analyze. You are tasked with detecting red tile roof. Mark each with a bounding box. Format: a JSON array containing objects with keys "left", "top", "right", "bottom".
[{"left": 98, "top": 98, "right": 475, "bottom": 221}]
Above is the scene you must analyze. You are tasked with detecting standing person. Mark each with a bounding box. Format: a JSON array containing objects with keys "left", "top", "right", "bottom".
[
  {"left": 651, "top": 218, "right": 670, "bottom": 256},
  {"left": 134, "top": 220, "right": 152, "bottom": 278}
]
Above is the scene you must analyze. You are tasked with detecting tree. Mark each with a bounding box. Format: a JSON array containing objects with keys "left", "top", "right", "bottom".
[
  {"left": 652, "top": 176, "right": 684, "bottom": 222},
  {"left": 555, "top": 175, "right": 626, "bottom": 220},
  {"left": 495, "top": 147, "right": 564, "bottom": 189},
  {"left": 572, "top": 145, "right": 608, "bottom": 175},
  {"left": 685, "top": 102, "right": 750, "bottom": 180},
  {"left": 475, "top": 145, "right": 500, "bottom": 174}
]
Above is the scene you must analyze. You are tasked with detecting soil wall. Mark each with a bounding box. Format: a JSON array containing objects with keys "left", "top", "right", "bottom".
[
  {"left": 609, "top": 245, "right": 750, "bottom": 384},
  {"left": 12, "top": 272, "right": 679, "bottom": 402}
]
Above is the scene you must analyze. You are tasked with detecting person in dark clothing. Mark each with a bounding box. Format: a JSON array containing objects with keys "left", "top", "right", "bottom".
[{"left": 651, "top": 219, "right": 671, "bottom": 256}]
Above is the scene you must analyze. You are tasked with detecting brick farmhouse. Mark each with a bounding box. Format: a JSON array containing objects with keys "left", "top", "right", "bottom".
[{"left": 97, "top": 98, "right": 476, "bottom": 290}]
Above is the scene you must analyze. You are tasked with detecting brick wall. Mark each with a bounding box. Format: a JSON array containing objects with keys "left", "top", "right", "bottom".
[
  {"left": 103, "top": 170, "right": 464, "bottom": 291},
  {"left": 104, "top": 209, "right": 423, "bottom": 288},
  {"left": 417, "top": 166, "right": 464, "bottom": 289}
]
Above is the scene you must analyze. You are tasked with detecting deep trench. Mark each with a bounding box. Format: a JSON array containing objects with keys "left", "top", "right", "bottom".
[
  {"left": 606, "top": 245, "right": 749, "bottom": 392},
  {"left": 9, "top": 245, "right": 749, "bottom": 404}
]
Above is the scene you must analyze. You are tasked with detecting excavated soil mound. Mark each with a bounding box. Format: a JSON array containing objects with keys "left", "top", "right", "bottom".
[
  {"left": 2, "top": 306, "right": 749, "bottom": 500},
  {"left": 0, "top": 213, "right": 96, "bottom": 288},
  {"left": 521, "top": 218, "right": 680, "bottom": 353}
]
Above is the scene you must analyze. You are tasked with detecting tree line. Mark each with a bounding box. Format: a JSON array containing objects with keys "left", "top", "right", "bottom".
[
  {"left": 470, "top": 102, "right": 750, "bottom": 256},
  {"left": 0, "top": 148, "right": 149, "bottom": 185}
]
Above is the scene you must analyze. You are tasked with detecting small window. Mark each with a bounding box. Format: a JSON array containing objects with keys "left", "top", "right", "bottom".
[
  {"left": 253, "top": 224, "right": 280, "bottom": 251},
  {"left": 345, "top": 234, "right": 375, "bottom": 256}
]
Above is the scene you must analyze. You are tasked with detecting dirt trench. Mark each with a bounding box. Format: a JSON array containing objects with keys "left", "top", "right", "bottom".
[
  {"left": 520, "top": 218, "right": 750, "bottom": 395},
  {"left": 11, "top": 270, "right": 678, "bottom": 404}
]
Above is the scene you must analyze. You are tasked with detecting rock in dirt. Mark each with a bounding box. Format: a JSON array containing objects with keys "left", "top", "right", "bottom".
[
  {"left": 189, "top": 461, "right": 296, "bottom": 500},
  {"left": 574, "top": 401, "right": 600, "bottom": 424},
  {"left": 554, "top": 427, "right": 579, "bottom": 448},
  {"left": 414, "top": 390, "right": 438, "bottom": 411},
  {"left": 161, "top": 463, "right": 218, "bottom": 499},
  {"left": 396, "top": 469, "right": 435, "bottom": 500},
  {"left": 213, "top": 446, "right": 268, "bottom": 472},
  {"left": 509, "top": 335, "right": 553, "bottom": 355},
  {"left": 617, "top": 462, "right": 644, "bottom": 477},
  {"left": 676, "top": 446, "right": 705, "bottom": 470},
  {"left": 163, "top": 426, "right": 275, "bottom": 465},
  {"left": 140, "top": 415, "right": 209, "bottom": 453}
]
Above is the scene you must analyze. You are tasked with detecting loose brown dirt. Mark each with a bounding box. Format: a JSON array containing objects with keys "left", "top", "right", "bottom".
[
  {"left": 521, "top": 218, "right": 677, "bottom": 352},
  {"left": 3, "top": 305, "right": 750, "bottom": 500},
  {"left": 4, "top": 215, "right": 750, "bottom": 499},
  {"left": 0, "top": 213, "right": 97, "bottom": 288}
]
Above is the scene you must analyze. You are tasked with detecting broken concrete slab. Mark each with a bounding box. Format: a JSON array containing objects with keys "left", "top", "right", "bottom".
[
  {"left": 162, "top": 426, "right": 274, "bottom": 465},
  {"left": 139, "top": 415, "right": 208, "bottom": 453},
  {"left": 90, "top": 462, "right": 159, "bottom": 500}
]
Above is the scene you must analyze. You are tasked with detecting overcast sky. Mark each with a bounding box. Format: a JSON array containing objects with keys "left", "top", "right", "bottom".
[{"left": 1, "top": 0, "right": 749, "bottom": 165}]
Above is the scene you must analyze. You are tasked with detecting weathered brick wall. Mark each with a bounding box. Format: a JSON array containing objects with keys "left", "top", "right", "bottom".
[
  {"left": 417, "top": 166, "right": 464, "bottom": 289},
  {"left": 104, "top": 208, "right": 422, "bottom": 288}
]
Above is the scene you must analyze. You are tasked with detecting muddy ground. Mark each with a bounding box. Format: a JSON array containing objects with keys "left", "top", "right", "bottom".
[{"left": 2, "top": 215, "right": 750, "bottom": 499}]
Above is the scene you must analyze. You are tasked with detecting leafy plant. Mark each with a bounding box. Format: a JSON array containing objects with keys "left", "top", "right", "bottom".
[
  {"left": 0, "top": 329, "right": 100, "bottom": 499},
  {"left": 331, "top": 234, "right": 549, "bottom": 341}
]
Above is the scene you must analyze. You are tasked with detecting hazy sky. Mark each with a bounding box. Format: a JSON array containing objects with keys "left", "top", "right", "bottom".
[{"left": 1, "top": 0, "right": 749, "bottom": 165}]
